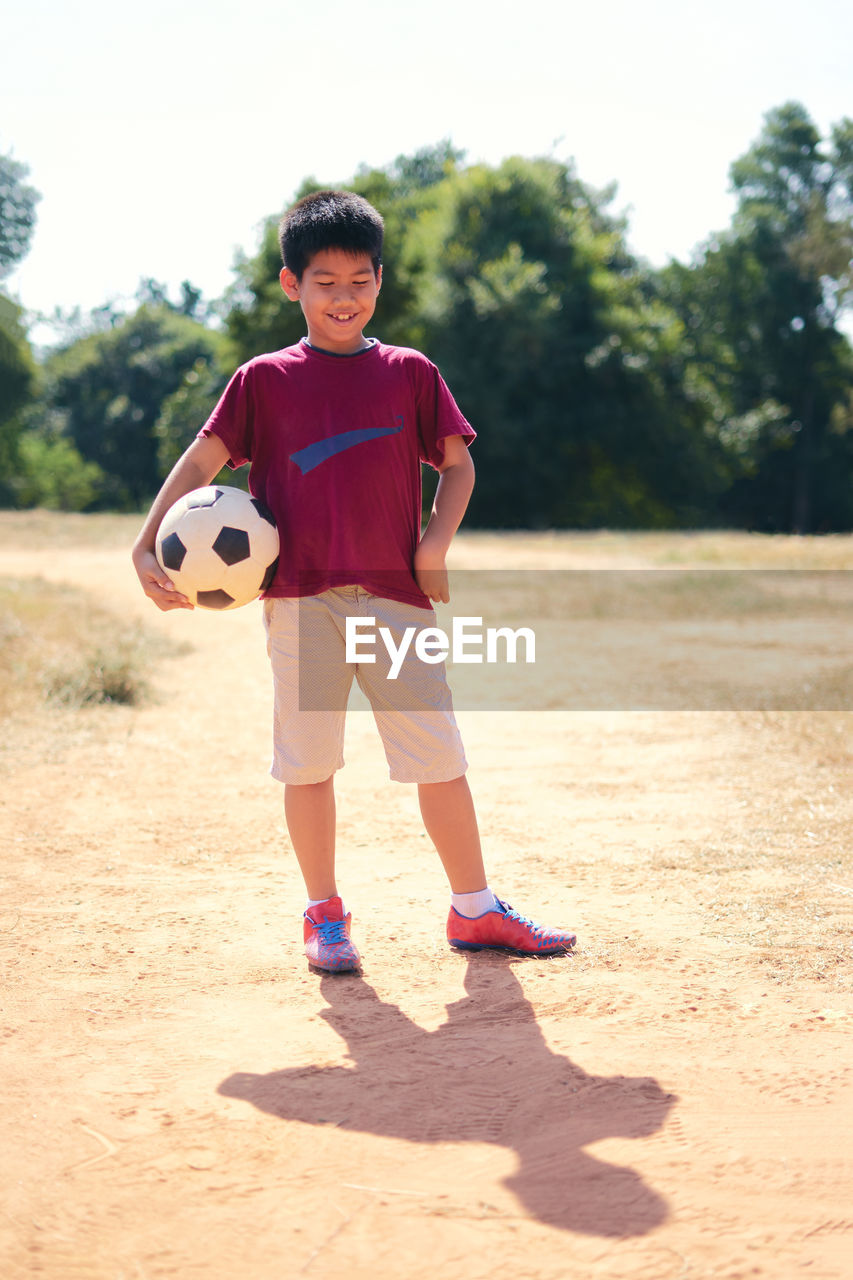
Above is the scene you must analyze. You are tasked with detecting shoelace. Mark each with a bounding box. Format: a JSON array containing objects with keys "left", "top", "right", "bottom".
[
  {"left": 314, "top": 918, "right": 349, "bottom": 946},
  {"left": 500, "top": 900, "right": 560, "bottom": 944}
]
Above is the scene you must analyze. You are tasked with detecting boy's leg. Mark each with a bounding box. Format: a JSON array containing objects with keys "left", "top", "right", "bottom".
[
  {"left": 285, "top": 774, "right": 361, "bottom": 972},
  {"left": 284, "top": 775, "right": 337, "bottom": 901},
  {"left": 417, "top": 775, "right": 487, "bottom": 892},
  {"left": 264, "top": 593, "right": 361, "bottom": 972},
  {"left": 419, "top": 774, "right": 576, "bottom": 955},
  {"left": 353, "top": 593, "right": 576, "bottom": 956}
]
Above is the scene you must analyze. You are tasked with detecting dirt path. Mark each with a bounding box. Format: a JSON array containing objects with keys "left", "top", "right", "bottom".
[{"left": 1, "top": 529, "right": 851, "bottom": 1279}]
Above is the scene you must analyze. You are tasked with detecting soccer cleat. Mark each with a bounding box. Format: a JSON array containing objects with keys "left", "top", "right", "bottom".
[
  {"left": 447, "top": 898, "right": 576, "bottom": 956},
  {"left": 303, "top": 896, "right": 361, "bottom": 972}
]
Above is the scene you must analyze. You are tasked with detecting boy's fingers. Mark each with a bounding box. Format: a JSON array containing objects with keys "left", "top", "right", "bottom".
[
  {"left": 415, "top": 566, "right": 449, "bottom": 603},
  {"left": 144, "top": 571, "right": 193, "bottom": 610},
  {"left": 154, "top": 592, "right": 194, "bottom": 611}
]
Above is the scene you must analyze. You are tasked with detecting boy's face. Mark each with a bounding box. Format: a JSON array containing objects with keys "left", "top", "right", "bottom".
[{"left": 280, "top": 248, "right": 382, "bottom": 355}]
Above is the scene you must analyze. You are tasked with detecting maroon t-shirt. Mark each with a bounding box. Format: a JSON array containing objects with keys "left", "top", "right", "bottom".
[{"left": 198, "top": 339, "right": 475, "bottom": 607}]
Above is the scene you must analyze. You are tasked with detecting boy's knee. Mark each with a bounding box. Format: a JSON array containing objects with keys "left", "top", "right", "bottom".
[{"left": 284, "top": 775, "right": 334, "bottom": 790}]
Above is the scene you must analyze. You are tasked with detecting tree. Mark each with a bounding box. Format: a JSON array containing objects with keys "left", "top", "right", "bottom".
[
  {"left": 43, "top": 304, "right": 227, "bottom": 509},
  {"left": 0, "top": 152, "right": 39, "bottom": 281},
  {"left": 416, "top": 156, "right": 723, "bottom": 526},
  {"left": 659, "top": 103, "right": 853, "bottom": 531},
  {"left": 218, "top": 127, "right": 853, "bottom": 531},
  {"left": 14, "top": 423, "right": 105, "bottom": 511},
  {"left": 153, "top": 356, "right": 230, "bottom": 480},
  {"left": 221, "top": 146, "right": 730, "bottom": 527},
  {"left": 0, "top": 295, "right": 37, "bottom": 501},
  {"left": 0, "top": 151, "right": 41, "bottom": 503}
]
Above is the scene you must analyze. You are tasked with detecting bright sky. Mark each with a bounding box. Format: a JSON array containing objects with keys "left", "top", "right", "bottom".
[{"left": 3, "top": 0, "right": 852, "bottom": 338}]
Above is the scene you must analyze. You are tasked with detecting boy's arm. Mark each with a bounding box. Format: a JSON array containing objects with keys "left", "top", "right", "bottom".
[
  {"left": 414, "top": 434, "right": 475, "bottom": 604},
  {"left": 131, "top": 433, "right": 231, "bottom": 611}
]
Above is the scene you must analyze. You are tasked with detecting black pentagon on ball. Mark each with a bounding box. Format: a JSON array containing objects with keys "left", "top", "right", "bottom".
[
  {"left": 260, "top": 555, "right": 279, "bottom": 593},
  {"left": 250, "top": 496, "right": 277, "bottom": 528},
  {"left": 160, "top": 531, "right": 187, "bottom": 571},
  {"left": 196, "top": 588, "right": 235, "bottom": 609},
  {"left": 186, "top": 488, "right": 224, "bottom": 509},
  {"left": 212, "top": 525, "right": 251, "bottom": 565}
]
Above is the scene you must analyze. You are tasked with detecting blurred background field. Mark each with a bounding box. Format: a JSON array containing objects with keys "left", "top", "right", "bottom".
[
  {"left": 3, "top": 516, "right": 852, "bottom": 721},
  {"left": 2, "top": 509, "right": 853, "bottom": 562},
  {"left": 0, "top": 513, "right": 184, "bottom": 721}
]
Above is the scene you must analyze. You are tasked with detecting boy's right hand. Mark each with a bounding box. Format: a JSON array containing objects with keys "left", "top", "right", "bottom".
[{"left": 133, "top": 548, "right": 194, "bottom": 611}]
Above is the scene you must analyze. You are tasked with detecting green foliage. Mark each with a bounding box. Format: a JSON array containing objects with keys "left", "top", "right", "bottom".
[
  {"left": 416, "top": 156, "right": 723, "bottom": 527},
  {"left": 659, "top": 102, "right": 853, "bottom": 531},
  {"left": 220, "top": 127, "right": 853, "bottom": 529},
  {"left": 0, "top": 152, "right": 40, "bottom": 505},
  {"left": 0, "top": 152, "right": 40, "bottom": 281},
  {"left": 0, "top": 296, "right": 34, "bottom": 409},
  {"left": 0, "top": 294, "right": 37, "bottom": 501},
  {"left": 15, "top": 427, "right": 105, "bottom": 511},
  {"left": 153, "top": 355, "right": 236, "bottom": 487},
  {"left": 10, "top": 120, "right": 853, "bottom": 529},
  {"left": 352, "top": 141, "right": 467, "bottom": 349},
  {"left": 42, "top": 303, "right": 226, "bottom": 510}
]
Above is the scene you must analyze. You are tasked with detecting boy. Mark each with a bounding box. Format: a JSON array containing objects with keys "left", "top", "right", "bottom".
[{"left": 132, "top": 189, "right": 576, "bottom": 973}]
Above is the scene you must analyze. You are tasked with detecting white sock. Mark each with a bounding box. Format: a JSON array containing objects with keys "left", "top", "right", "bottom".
[
  {"left": 306, "top": 896, "right": 343, "bottom": 912},
  {"left": 451, "top": 888, "right": 498, "bottom": 918}
]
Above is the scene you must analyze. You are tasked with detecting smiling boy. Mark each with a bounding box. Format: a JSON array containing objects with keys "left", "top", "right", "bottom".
[
  {"left": 132, "top": 189, "right": 577, "bottom": 972},
  {"left": 282, "top": 247, "right": 381, "bottom": 355}
]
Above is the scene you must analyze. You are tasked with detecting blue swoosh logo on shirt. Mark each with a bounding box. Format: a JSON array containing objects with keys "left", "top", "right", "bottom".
[{"left": 290, "top": 417, "right": 404, "bottom": 475}]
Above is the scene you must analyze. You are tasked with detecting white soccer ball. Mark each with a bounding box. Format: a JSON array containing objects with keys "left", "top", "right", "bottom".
[{"left": 155, "top": 485, "right": 280, "bottom": 610}]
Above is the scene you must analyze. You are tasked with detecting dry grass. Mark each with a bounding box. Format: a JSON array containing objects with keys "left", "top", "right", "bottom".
[
  {"left": 2, "top": 510, "right": 853, "bottom": 565},
  {"left": 0, "top": 509, "right": 142, "bottom": 551},
  {"left": 715, "top": 710, "right": 853, "bottom": 988},
  {"left": 0, "top": 575, "right": 179, "bottom": 716},
  {"left": 569, "top": 708, "right": 853, "bottom": 990},
  {"left": 448, "top": 528, "right": 853, "bottom": 570}
]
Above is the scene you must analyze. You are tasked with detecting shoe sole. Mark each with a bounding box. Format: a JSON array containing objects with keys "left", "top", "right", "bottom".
[
  {"left": 448, "top": 938, "right": 575, "bottom": 956},
  {"left": 305, "top": 950, "right": 361, "bottom": 973}
]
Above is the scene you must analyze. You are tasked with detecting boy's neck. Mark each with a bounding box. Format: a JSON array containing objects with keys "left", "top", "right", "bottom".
[{"left": 302, "top": 336, "right": 376, "bottom": 358}]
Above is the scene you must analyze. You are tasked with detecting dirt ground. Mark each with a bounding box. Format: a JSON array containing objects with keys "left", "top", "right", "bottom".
[{"left": 1, "top": 522, "right": 852, "bottom": 1280}]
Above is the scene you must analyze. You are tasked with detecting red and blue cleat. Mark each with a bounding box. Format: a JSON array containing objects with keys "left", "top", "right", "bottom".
[
  {"left": 303, "top": 896, "right": 361, "bottom": 972},
  {"left": 447, "top": 898, "right": 576, "bottom": 956}
]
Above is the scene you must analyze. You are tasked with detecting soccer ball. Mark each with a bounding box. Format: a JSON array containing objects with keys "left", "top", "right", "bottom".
[{"left": 155, "top": 485, "right": 280, "bottom": 610}]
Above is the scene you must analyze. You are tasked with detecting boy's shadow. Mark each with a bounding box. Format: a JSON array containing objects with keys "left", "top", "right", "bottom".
[{"left": 219, "top": 958, "right": 676, "bottom": 1236}]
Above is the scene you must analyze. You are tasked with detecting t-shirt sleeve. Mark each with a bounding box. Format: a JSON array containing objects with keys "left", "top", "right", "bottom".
[
  {"left": 196, "top": 364, "right": 253, "bottom": 468},
  {"left": 417, "top": 361, "right": 476, "bottom": 470}
]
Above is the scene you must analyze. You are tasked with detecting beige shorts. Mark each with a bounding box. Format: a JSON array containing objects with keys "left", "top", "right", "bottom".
[{"left": 263, "top": 587, "right": 468, "bottom": 785}]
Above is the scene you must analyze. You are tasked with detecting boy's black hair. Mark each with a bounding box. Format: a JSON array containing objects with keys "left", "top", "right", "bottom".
[{"left": 278, "top": 190, "right": 384, "bottom": 280}]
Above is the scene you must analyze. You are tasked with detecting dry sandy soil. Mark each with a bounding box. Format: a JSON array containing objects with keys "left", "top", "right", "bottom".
[{"left": 1, "top": 519, "right": 852, "bottom": 1280}]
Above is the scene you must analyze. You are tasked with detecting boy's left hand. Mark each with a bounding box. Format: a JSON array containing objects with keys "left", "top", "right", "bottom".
[{"left": 414, "top": 539, "right": 450, "bottom": 603}]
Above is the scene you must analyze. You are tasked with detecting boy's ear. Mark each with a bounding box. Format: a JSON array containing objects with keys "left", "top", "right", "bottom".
[{"left": 280, "top": 267, "right": 300, "bottom": 300}]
